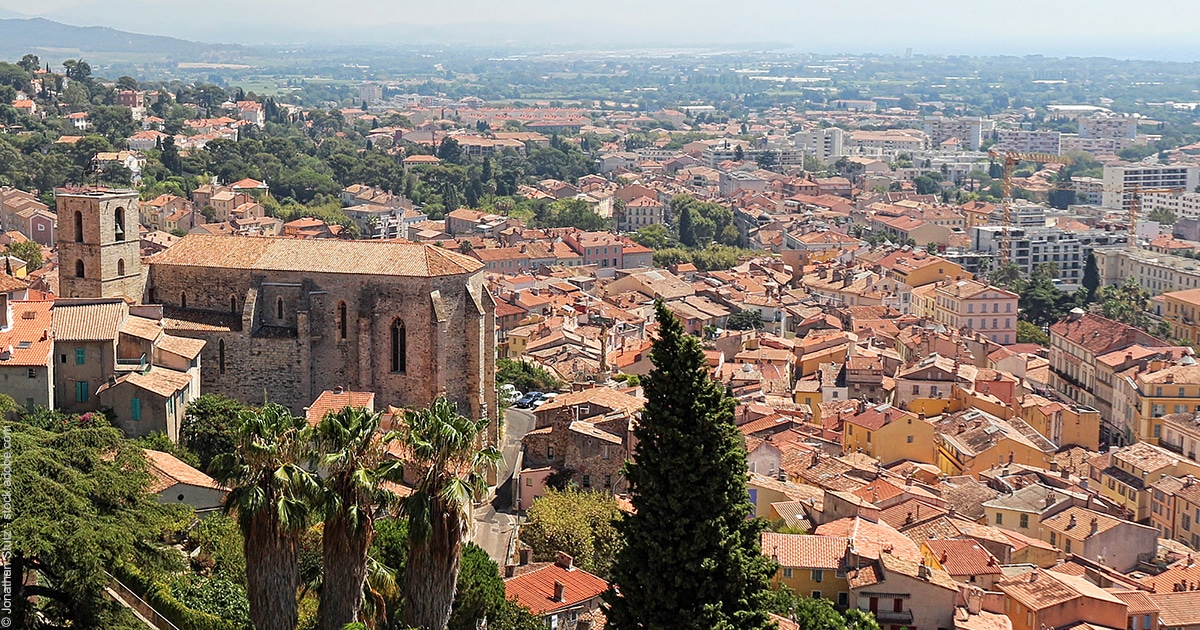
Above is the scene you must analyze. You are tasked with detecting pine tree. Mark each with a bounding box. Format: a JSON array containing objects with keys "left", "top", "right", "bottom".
[{"left": 604, "top": 301, "right": 775, "bottom": 630}]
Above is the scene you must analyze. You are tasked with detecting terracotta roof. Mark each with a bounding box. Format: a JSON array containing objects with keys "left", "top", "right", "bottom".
[
  {"left": 0, "top": 300, "right": 53, "bottom": 367},
  {"left": 144, "top": 449, "right": 225, "bottom": 493},
  {"left": 52, "top": 299, "right": 127, "bottom": 342},
  {"left": 1112, "top": 590, "right": 1159, "bottom": 615},
  {"left": 814, "top": 516, "right": 922, "bottom": 563},
  {"left": 535, "top": 387, "right": 644, "bottom": 416},
  {"left": 1049, "top": 312, "right": 1160, "bottom": 355},
  {"left": 156, "top": 334, "right": 206, "bottom": 360},
  {"left": 925, "top": 539, "right": 1001, "bottom": 576},
  {"left": 305, "top": 389, "right": 376, "bottom": 426},
  {"left": 760, "top": 533, "right": 849, "bottom": 570},
  {"left": 98, "top": 366, "right": 193, "bottom": 398},
  {"left": 1139, "top": 557, "right": 1200, "bottom": 593},
  {"left": 151, "top": 234, "right": 483, "bottom": 277},
  {"left": 119, "top": 315, "right": 163, "bottom": 342},
  {"left": 1149, "top": 592, "right": 1200, "bottom": 626},
  {"left": 504, "top": 561, "right": 608, "bottom": 616},
  {"left": 999, "top": 569, "right": 1124, "bottom": 611},
  {"left": 879, "top": 499, "right": 948, "bottom": 530}
]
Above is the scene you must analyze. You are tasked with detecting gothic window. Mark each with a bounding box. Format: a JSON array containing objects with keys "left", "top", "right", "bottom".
[
  {"left": 338, "top": 302, "right": 348, "bottom": 339},
  {"left": 230, "top": 295, "right": 237, "bottom": 314},
  {"left": 277, "top": 297, "right": 284, "bottom": 320},
  {"left": 218, "top": 339, "right": 226, "bottom": 374},
  {"left": 391, "top": 318, "right": 406, "bottom": 373},
  {"left": 114, "top": 207, "right": 126, "bottom": 241},
  {"left": 73, "top": 211, "right": 83, "bottom": 242},
  {"left": 117, "top": 259, "right": 125, "bottom": 276},
  {"left": 75, "top": 259, "right": 84, "bottom": 278},
  {"left": 180, "top": 292, "right": 187, "bottom": 308}
]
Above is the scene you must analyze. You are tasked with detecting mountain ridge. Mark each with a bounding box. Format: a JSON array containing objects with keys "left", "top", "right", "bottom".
[{"left": 0, "top": 17, "right": 234, "bottom": 56}]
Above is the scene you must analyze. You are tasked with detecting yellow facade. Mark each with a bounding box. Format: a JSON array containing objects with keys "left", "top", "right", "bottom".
[
  {"left": 1162, "top": 289, "right": 1200, "bottom": 347},
  {"left": 1128, "top": 363, "right": 1200, "bottom": 444},
  {"left": 842, "top": 413, "right": 937, "bottom": 466},
  {"left": 1019, "top": 398, "right": 1102, "bottom": 451},
  {"left": 774, "top": 568, "right": 850, "bottom": 602},
  {"left": 892, "top": 258, "right": 966, "bottom": 288}
]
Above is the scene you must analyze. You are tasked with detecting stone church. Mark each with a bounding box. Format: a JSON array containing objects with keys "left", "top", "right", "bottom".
[{"left": 58, "top": 189, "right": 498, "bottom": 442}]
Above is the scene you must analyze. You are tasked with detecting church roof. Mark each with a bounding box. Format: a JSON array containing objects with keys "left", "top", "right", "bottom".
[{"left": 150, "top": 234, "right": 483, "bottom": 277}]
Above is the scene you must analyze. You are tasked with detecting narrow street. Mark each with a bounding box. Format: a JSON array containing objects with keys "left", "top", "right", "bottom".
[{"left": 473, "top": 407, "right": 536, "bottom": 565}]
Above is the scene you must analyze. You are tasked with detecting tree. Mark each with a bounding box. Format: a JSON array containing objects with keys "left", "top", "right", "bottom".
[
  {"left": 391, "top": 396, "right": 501, "bottom": 630},
  {"left": 1098, "top": 278, "right": 1154, "bottom": 331},
  {"left": 312, "top": 406, "right": 399, "bottom": 630},
  {"left": 210, "top": 404, "right": 317, "bottom": 630},
  {"left": 726, "top": 308, "right": 765, "bottom": 331},
  {"left": 182, "top": 394, "right": 249, "bottom": 471},
  {"left": 161, "top": 135, "right": 182, "bottom": 175},
  {"left": 9, "top": 419, "right": 185, "bottom": 628},
  {"left": 605, "top": 302, "right": 775, "bottom": 629},
  {"left": 16, "top": 54, "right": 39, "bottom": 73},
  {"left": 1082, "top": 251, "right": 1100, "bottom": 303},
  {"left": 5, "top": 239, "right": 42, "bottom": 271},
  {"left": 116, "top": 75, "right": 139, "bottom": 91},
  {"left": 913, "top": 174, "right": 941, "bottom": 195},
  {"left": 1017, "top": 320, "right": 1050, "bottom": 346},
  {"left": 497, "top": 358, "right": 562, "bottom": 393},
  {"left": 521, "top": 488, "right": 623, "bottom": 576},
  {"left": 733, "top": 145, "right": 745, "bottom": 161},
  {"left": 631, "top": 224, "right": 671, "bottom": 250},
  {"left": 678, "top": 206, "right": 698, "bottom": 247},
  {"left": 765, "top": 588, "right": 880, "bottom": 630},
  {"left": 1147, "top": 207, "right": 1178, "bottom": 225},
  {"left": 437, "top": 138, "right": 463, "bottom": 164}
]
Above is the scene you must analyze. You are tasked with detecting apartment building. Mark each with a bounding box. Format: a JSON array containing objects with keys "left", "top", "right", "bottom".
[
  {"left": 995, "top": 130, "right": 1063, "bottom": 155},
  {"left": 1080, "top": 115, "right": 1139, "bottom": 140},
  {"left": 1074, "top": 176, "right": 1105, "bottom": 205},
  {"left": 931, "top": 279, "right": 1018, "bottom": 345},
  {"left": 972, "top": 226, "right": 1124, "bottom": 285},
  {"left": 1101, "top": 163, "right": 1200, "bottom": 210},
  {"left": 1048, "top": 311, "right": 1162, "bottom": 414},
  {"left": 792, "top": 127, "right": 845, "bottom": 163},
  {"left": 1093, "top": 246, "right": 1200, "bottom": 294},
  {"left": 922, "top": 115, "right": 993, "bottom": 151},
  {"left": 1143, "top": 190, "right": 1200, "bottom": 219}
]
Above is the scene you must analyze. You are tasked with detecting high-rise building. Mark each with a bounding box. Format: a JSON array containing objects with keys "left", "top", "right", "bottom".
[{"left": 1102, "top": 163, "right": 1200, "bottom": 210}]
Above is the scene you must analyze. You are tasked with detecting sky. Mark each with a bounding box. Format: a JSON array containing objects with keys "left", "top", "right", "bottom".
[{"left": 1, "top": 0, "right": 1199, "bottom": 60}]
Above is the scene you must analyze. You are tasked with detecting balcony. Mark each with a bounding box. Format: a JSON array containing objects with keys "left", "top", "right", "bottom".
[{"left": 872, "top": 610, "right": 914, "bottom": 624}]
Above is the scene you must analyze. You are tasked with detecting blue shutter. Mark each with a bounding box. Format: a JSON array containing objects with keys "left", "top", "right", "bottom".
[{"left": 131, "top": 398, "right": 141, "bottom": 421}]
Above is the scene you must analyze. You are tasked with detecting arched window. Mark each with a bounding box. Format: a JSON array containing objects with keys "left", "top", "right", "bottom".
[
  {"left": 390, "top": 319, "right": 406, "bottom": 373},
  {"left": 74, "top": 211, "right": 83, "bottom": 243},
  {"left": 74, "top": 259, "right": 84, "bottom": 278},
  {"left": 114, "top": 207, "right": 126, "bottom": 241},
  {"left": 180, "top": 292, "right": 187, "bottom": 308},
  {"left": 277, "top": 297, "right": 284, "bottom": 320},
  {"left": 218, "top": 339, "right": 226, "bottom": 374},
  {"left": 230, "top": 295, "right": 238, "bottom": 314},
  {"left": 117, "top": 259, "right": 125, "bottom": 276},
  {"left": 338, "top": 302, "right": 348, "bottom": 339}
]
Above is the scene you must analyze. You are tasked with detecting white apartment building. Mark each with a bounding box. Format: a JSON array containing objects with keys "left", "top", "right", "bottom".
[
  {"left": 1073, "top": 177, "right": 1105, "bottom": 205},
  {"left": 846, "top": 130, "right": 927, "bottom": 153},
  {"left": 1093, "top": 246, "right": 1200, "bottom": 293},
  {"left": 973, "top": 226, "right": 1126, "bottom": 285},
  {"left": 1143, "top": 191, "right": 1200, "bottom": 219},
  {"left": 1102, "top": 163, "right": 1200, "bottom": 210},
  {"left": 922, "top": 116, "right": 994, "bottom": 151},
  {"left": 988, "top": 201, "right": 1048, "bottom": 228},
  {"left": 792, "top": 127, "right": 845, "bottom": 164},
  {"left": 1079, "top": 115, "right": 1138, "bottom": 140},
  {"left": 995, "top": 130, "right": 1063, "bottom": 155}
]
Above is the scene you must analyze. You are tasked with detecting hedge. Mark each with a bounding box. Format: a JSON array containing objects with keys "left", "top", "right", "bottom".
[{"left": 110, "top": 563, "right": 238, "bottom": 630}]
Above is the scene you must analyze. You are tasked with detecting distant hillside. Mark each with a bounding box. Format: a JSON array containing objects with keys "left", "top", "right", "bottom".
[{"left": 0, "top": 17, "right": 222, "bottom": 56}]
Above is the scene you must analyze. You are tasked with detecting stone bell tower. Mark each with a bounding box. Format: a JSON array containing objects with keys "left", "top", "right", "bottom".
[{"left": 56, "top": 189, "right": 143, "bottom": 300}]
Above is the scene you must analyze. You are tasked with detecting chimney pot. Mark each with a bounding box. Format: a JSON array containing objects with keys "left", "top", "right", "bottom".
[
  {"left": 553, "top": 580, "right": 566, "bottom": 602},
  {"left": 556, "top": 551, "right": 574, "bottom": 570}
]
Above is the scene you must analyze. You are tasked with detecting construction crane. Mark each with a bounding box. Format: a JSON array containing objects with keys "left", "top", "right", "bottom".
[
  {"left": 987, "top": 150, "right": 1074, "bottom": 264},
  {"left": 1123, "top": 185, "right": 1184, "bottom": 250}
]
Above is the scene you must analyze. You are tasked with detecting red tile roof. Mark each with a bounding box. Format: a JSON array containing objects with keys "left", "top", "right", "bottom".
[
  {"left": 761, "top": 533, "right": 850, "bottom": 570},
  {"left": 924, "top": 539, "right": 1001, "bottom": 576},
  {"left": 144, "top": 449, "right": 226, "bottom": 493},
  {"left": 305, "top": 389, "right": 376, "bottom": 426},
  {"left": 504, "top": 562, "right": 608, "bottom": 616}
]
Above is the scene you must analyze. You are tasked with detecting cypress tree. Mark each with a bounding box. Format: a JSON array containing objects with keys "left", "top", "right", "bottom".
[
  {"left": 604, "top": 301, "right": 775, "bottom": 630},
  {"left": 1082, "top": 251, "right": 1100, "bottom": 303}
]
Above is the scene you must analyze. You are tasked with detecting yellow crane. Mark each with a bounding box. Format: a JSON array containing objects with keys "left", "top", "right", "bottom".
[{"left": 987, "top": 150, "right": 1074, "bottom": 264}]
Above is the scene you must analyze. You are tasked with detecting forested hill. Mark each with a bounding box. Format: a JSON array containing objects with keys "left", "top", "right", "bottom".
[{"left": 0, "top": 18, "right": 225, "bottom": 56}]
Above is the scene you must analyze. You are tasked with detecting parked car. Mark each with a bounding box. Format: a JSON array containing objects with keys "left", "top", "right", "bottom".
[
  {"left": 514, "top": 392, "right": 543, "bottom": 408},
  {"left": 502, "top": 388, "right": 522, "bottom": 404},
  {"left": 536, "top": 393, "right": 559, "bottom": 406}
]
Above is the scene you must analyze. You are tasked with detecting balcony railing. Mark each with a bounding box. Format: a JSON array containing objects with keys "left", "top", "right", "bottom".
[{"left": 872, "top": 610, "right": 914, "bottom": 624}]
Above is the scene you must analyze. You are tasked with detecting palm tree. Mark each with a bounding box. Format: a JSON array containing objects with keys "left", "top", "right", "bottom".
[
  {"left": 311, "top": 406, "right": 400, "bottom": 630},
  {"left": 389, "top": 396, "right": 501, "bottom": 630},
  {"left": 211, "top": 403, "right": 316, "bottom": 630}
]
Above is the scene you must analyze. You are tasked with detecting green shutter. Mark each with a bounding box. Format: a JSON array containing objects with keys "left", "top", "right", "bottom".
[
  {"left": 75, "top": 348, "right": 85, "bottom": 365},
  {"left": 76, "top": 381, "right": 88, "bottom": 402},
  {"left": 131, "top": 398, "right": 141, "bottom": 421}
]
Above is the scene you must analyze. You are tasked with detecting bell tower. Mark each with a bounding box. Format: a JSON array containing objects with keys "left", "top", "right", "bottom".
[{"left": 56, "top": 189, "right": 143, "bottom": 300}]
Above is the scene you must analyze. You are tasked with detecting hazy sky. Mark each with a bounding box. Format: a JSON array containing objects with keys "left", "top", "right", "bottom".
[{"left": 2, "top": 0, "right": 1199, "bottom": 59}]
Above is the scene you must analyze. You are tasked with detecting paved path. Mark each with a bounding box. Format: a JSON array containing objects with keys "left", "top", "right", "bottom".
[{"left": 473, "top": 407, "right": 535, "bottom": 565}]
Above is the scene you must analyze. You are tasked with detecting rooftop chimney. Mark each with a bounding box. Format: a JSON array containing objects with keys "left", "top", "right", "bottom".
[
  {"left": 0, "top": 293, "right": 8, "bottom": 332},
  {"left": 555, "top": 551, "right": 575, "bottom": 571},
  {"left": 1068, "top": 514, "right": 1077, "bottom": 529},
  {"left": 553, "top": 580, "right": 566, "bottom": 602},
  {"left": 1089, "top": 517, "right": 1099, "bottom": 536}
]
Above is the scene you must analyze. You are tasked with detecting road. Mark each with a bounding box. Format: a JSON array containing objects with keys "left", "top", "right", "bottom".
[{"left": 473, "top": 407, "right": 535, "bottom": 565}]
